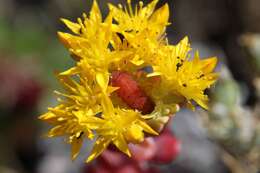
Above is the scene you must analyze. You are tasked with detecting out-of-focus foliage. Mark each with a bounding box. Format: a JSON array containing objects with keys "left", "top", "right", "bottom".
[
  {"left": 200, "top": 66, "right": 260, "bottom": 173},
  {"left": 0, "top": 17, "right": 73, "bottom": 88}
]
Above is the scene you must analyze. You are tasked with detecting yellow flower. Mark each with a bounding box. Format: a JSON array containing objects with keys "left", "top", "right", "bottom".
[
  {"left": 39, "top": 71, "right": 116, "bottom": 160},
  {"left": 39, "top": 104, "right": 99, "bottom": 160},
  {"left": 109, "top": 0, "right": 169, "bottom": 39},
  {"left": 149, "top": 37, "right": 218, "bottom": 109},
  {"left": 86, "top": 94, "right": 158, "bottom": 162},
  {"left": 109, "top": 0, "right": 169, "bottom": 68},
  {"left": 58, "top": 0, "right": 131, "bottom": 91}
]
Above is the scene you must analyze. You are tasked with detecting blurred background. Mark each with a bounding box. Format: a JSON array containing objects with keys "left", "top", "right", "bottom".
[{"left": 0, "top": 0, "right": 259, "bottom": 173}]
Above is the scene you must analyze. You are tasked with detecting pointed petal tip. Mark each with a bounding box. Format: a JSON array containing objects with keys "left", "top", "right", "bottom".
[
  {"left": 160, "top": 3, "right": 169, "bottom": 12},
  {"left": 60, "top": 18, "right": 66, "bottom": 23},
  {"left": 150, "top": 129, "right": 159, "bottom": 136},
  {"left": 85, "top": 151, "right": 100, "bottom": 163},
  {"left": 210, "top": 56, "right": 218, "bottom": 63},
  {"left": 38, "top": 115, "right": 44, "bottom": 120},
  {"left": 85, "top": 156, "right": 93, "bottom": 163},
  {"left": 57, "top": 32, "right": 68, "bottom": 40},
  {"left": 91, "top": 0, "right": 101, "bottom": 14},
  {"left": 126, "top": 150, "right": 131, "bottom": 157},
  {"left": 107, "top": 3, "right": 115, "bottom": 10},
  {"left": 71, "top": 154, "right": 78, "bottom": 161},
  {"left": 182, "top": 36, "right": 189, "bottom": 43},
  {"left": 57, "top": 31, "right": 63, "bottom": 36},
  {"left": 60, "top": 18, "right": 71, "bottom": 25}
]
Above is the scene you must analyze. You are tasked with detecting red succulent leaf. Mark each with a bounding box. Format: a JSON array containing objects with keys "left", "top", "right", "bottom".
[
  {"left": 151, "top": 133, "right": 181, "bottom": 164},
  {"left": 129, "top": 137, "right": 157, "bottom": 162},
  {"left": 115, "top": 164, "right": 141, "bottom": 173}
]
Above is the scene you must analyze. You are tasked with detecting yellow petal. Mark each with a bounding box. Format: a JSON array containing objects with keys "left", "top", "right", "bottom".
[
  {"left": 96, "top": 72, "right": 109, "bottom": 92},
  {"left": 57, "top": 32, "right": 88, "bottom": 50},
  {"left": 113, "top": 134, "right": 131, "bottom": 157},
  {"left": 78, "top": 116, "right": 105, "bottom": 129},
  {"left": 86, "top": 137, "right": 110, "bottom": 162},
  {"left": 108, "top": 3, "right": 128, "bottom": 22},
  {"left": 149, "top": 3, "right": 169, "bottom": 26},
  {"left": 125, "top": 124, "right": 144, "bottom": 143},
  {"left": 193, "top": 95, "right": 209, "bottom": 110},
  {"left": 138, "top": 120, "right": 158, "bottom": 135},
  {"left": 104, "top": 12, "right": 112, "bottom": 24},
  {"left": 201, "top": 57, "right": 218, "bottom": 74},
  {"left": 39, "top": 112, "right": 56, "bottom": 121},
  {"left": 139, "top": 0, "right": 158, "bottom": 18},
  {"left": 101, "top": 94, "right": 115, "bottom": 118},
  {"left": 39, "top": 112, "right": 59, "bottom": 125},
  {"left": 47, "top": 125, "right": 66, "bottom": 137},
  {"left": 59, "top": 67, "right": 80, "bottom": 76},
  {"left": 71, "top": 137, "right": 83, "bottom": 160},
  {"left": 57, "top": 32, "right": 76, "bottom": 49},
  {"left": 174, "top": 36, "right": 191, "bottom": 61},
  {"left": 193, "top": 50, "right": 200, "bottom": 63},
  {"left": 107, "top": 86, "right": 119, "bottom": 94},
  {"left": 61, "top": 18, "right": 81, "bottom": 34},
  {"left": 90, "top": 0, "right": 102, "bottom": 23},
  {"left": 85, "top": 129, "right": 95, "bottom": 139}
]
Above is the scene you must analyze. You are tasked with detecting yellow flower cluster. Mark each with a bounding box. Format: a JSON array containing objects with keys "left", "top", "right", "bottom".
[{"left": 39, "top": 0, "right": 218, "bottom": 162}]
